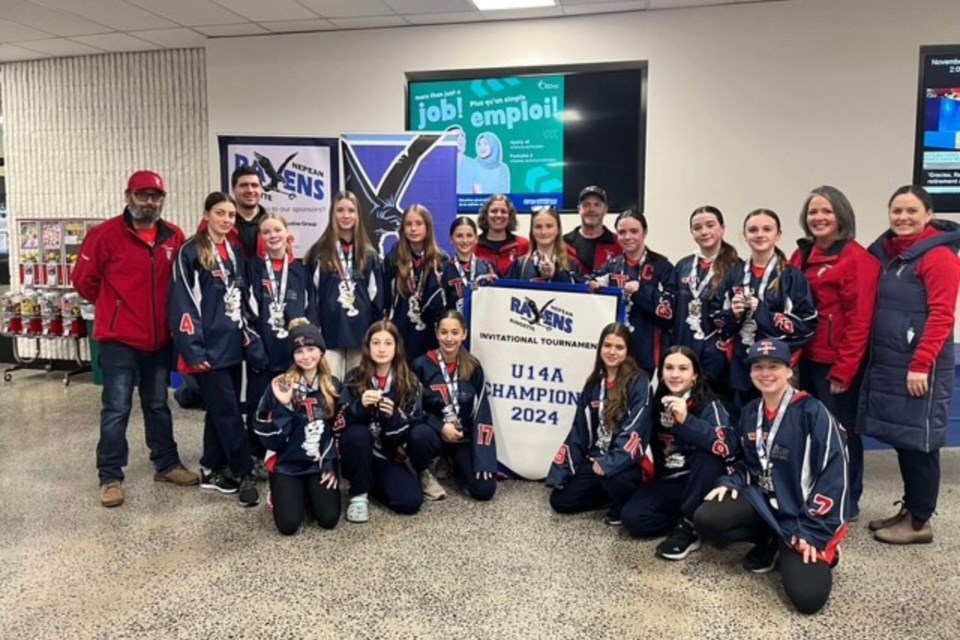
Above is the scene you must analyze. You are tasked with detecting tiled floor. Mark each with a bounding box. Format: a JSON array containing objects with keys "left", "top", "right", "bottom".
[{"left": 1, "top": 370, "right": 958, "bottom": 639}]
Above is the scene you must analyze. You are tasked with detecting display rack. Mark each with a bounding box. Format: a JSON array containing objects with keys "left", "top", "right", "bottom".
[{"left": 2, "top": 217, "right": 99, "bottom": 385}]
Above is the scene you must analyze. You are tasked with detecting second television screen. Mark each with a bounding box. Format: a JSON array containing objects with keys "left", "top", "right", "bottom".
[{"left": 407, "top": 64, "right": 645, "bottom": 213}]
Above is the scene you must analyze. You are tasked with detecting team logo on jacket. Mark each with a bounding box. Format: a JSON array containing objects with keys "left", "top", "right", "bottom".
[
  {"left": 773, "top": 313, "right": 794, "bottom": 334},
  {"left": 431, "top": 384, "right": 451, "bottom": 405},
  {"left": 164, "top": 246, "right": 173, "bottom": 261},
  {"left": 302, "top": 419, "right": 325, "bottom": 462}
]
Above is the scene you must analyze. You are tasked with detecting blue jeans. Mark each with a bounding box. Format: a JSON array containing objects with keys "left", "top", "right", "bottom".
[{"left": 97, "top": 342, "right": 181, "bottom": 483}]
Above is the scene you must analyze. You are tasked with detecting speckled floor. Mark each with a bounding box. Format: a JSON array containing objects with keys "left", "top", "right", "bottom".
[{"left": 1, "top": 370, "right": 958, "bottom": 639}]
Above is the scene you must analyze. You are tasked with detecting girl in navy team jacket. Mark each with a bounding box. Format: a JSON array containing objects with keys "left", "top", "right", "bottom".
[
  {"left": 474, "top": 194, "right": 530, "bottom": 277},
  {"left": 254, "top": 319, "right": 342, "bottom": 535},
  {"left": 441, "top": 216, "right": 497, "bottom": 314},
  {"left": 409, "top": 310, "right": 497, "bottom": 502},
  {"left": 338, "top": 320, "right": 425, "bottom": 523},
  {"left": 718, "top": 209, "right": 818, "bottom": 417},
  {"left": 672, "top": 206, "right": 742, "bottom": 405},
  {"left": 620, "top": 346, "right": 737, "bottom": 561},
  {"left": 589, "top": 210, "right": 676, "bottom": 377},
  {"left": 859, "top": 186, "right": 960, "bottom": 545},
  {"left": 694, "top": 338, "right": 849, "bottom": 615},
  {"left": 384, "top": 205, "right": 447, "bottom": 361},
  {"left": 245, "top": 213, "right": 308, "bottom": 474},
  {"left": 169, "top": 192, "right": 263, "bottom": 507},
  {"left": 547, "top": 322, "right": 654, "bottom": 526},
  {"left": 304, "top": 190, "right": 383, "bottom": 381},
  {"left": 506, "top": 206, "right": 582, "bottom": 284},
  {"left": 789, "top": 186, "right": 880, "bottom": 521}
]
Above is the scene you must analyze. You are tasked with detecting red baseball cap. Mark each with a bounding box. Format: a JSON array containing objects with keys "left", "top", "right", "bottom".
[{"left": 127, "top": 170, "right": 166, "bottom": 194}]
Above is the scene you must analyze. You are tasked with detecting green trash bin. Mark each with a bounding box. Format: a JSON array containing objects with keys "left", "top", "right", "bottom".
[{"left": 87, "top": 320, "right": 102, "bottom": 386}]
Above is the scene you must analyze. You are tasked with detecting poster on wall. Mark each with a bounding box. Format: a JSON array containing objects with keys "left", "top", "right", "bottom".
[
  {"left": 408, "top": 75, "right": 565, "bottom": 213},
  {"left": 341, "top": 132, "right": 457, "bottom": 257},
  {"left": 914, "top": 45, "right": 960, "bottom": 213},
  {"left": 469, "top": 282, "right": 621, "bottom": 480},
  {"left": 218, "top": 135, "right": 339, "bottom": 257}
]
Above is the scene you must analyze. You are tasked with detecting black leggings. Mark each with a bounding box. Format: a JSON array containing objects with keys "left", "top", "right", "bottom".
[
  {"left": 694, "top": 496, "right": 833, "bottom": 615},
  {"left": 269, "top": 472, "right": 341, "bottom": 535}
]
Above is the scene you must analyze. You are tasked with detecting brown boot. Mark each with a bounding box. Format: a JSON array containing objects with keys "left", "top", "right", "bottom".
[
  {"left": 868, "top": 502, "right": 908, "bottom": 532},
  {"left": 874, "top": 514, "right": 933, "bottom": 545},
  {"left": 154, "top": 466, "right": 200, "bottom": 486},
  {"left": 100, "top": 481, "right": 124, "bottom": 508}
]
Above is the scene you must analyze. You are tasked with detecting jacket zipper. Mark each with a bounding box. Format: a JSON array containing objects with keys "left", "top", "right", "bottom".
[
  {"left": 827, "top": 314, "right": 834, "bottom": 348},
  {"left": 150, "top": 246, "right": 159, "bottom": 350},
  {"left": 924, "top": 368, "right": 936, "bottom": 452},
  {"left": 110, "top": 299, "right": 122, "bottom": 332}
]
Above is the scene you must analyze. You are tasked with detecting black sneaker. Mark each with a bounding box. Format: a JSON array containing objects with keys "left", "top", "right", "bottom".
[
  {"left": 251, "top": 458, "right": 268, "bottom": 482},
  {"left": 602, "top": 510, "right": 622, "bottom": 526},
  {"left": 742, "top": 538, "right": 780, "bottom": 574},
  {"left": 238, "top": 474, "right": 259, "bottom": 507},
  {"left": 656, "top": 523, "right": 701, "bottom": 561},
  {"left": 200, "top": 468, "right": 239, "bottom": 494}
]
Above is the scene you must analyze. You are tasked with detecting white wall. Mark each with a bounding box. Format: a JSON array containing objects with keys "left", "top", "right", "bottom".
[
  {"left": 205, "top": 0, "right": 960, "bottom": 261},
  {"left": 2, "top": 49, "right": 208, "bottom": 360}
]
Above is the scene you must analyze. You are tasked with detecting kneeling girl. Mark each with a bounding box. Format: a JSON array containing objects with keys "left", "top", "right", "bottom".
[
  {"left": 409, "top": 310, "right": 498, "bottom": 501},
  {"left": 546, "top": 322, "right": 654, "bottom": 525},
  {"left": 254, "top": 319, "right": 342, "bottom": 535},
  {"left": 339, "top": 321, "right": 425, "bottom": 522}
]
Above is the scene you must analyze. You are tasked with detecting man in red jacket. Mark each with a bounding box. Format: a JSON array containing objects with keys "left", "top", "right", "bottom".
[
  {"left": 73, "top": 170, "right": 199, "bottom": 508},
  {"left": 563, "top": 185, "right": 621, "bottom": 274}
]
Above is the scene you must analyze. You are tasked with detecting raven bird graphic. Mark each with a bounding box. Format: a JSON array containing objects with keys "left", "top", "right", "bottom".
[
  {"left": 342, "top": 134, "right": 444, "bottom": 254},
  {"left": 523, "top": 297, "right": 556, "bottom": 326},
  {"left": 254, "top": 151, "right": 299, "bottom": 198}
]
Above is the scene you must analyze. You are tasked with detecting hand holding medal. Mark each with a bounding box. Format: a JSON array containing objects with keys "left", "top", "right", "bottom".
[
  {"left": 273, "top": 373, "right": 294, "bottom": 405},
  {"left": 661, "top": 395, "right": 688, "bottom": 426}
]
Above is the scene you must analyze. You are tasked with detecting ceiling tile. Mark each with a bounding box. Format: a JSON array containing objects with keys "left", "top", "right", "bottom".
[
  {"left": 207, "top": 0, "right": 318, "bottom": 22},
  {"left": 30, "top": 0, "right": 179, "bottom": 30},
  {"left": 259, "top": 19, "right": 338, "bottom": 33},
  {"left": 295, "top": 0, "right": 394, "bottom": 18},
  {"left": 129, "top": 28, "right": 208, "bottom": 47},
  {"left": 193, "top": 22, "right": 269, "bottom": 36},
  {"left": 0, "top": 42, "right": 50, "bottom": 60},
  {"left": 0, "top": 0, "right": 113, "bottom": 36},
  {"left": 15, "top": 37, "right": 106, "bottom": 56},
  {"left": 383, "top": 0, "right": 474, "bottom": 14},
  {"left": 328, "top": 15, "right": 408, "bottom": 28},
  {"left": 69, "top": 32, "right": 161, "bottom": 51},
  {"left": 403, "top": 11, "right": 484, "bottom": 24},
  {"left": 559, "top": 0, "right": 641, "bottom": 5},
  {"left": 121, "top": 0, "right": 247, "bottom": 27},
  {"left": 0, "top": 18, "right": 55, "bottom": 42},
  {"left": 561, "top": 0, "right": 647, "bottom": 14}
]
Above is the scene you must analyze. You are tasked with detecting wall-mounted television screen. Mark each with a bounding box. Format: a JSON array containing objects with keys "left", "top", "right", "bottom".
[
  {"left": 914, "top": 45, "right": 960, "bottom": 214},
  {"left": 406, "top": 62, "right": 646, "bottom": 214}
]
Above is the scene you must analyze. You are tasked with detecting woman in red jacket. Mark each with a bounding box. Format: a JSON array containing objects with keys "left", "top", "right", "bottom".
[
  {"left": 474, "top": 194, "right": 529, "bottom": 276},
  {"left": 789, "top": 186, "right": 880, "bottom": 520}
]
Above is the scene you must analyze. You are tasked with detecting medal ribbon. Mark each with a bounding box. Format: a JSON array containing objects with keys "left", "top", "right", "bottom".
[
  {"left": 754, "top": 387, "right": 795, "bottom": 484},
  {"left": 438, "top": 354, "right": 461, "bottom": 419},
  {"left": 265, "top": 254, "right": 289, "bottom": 311},
  {"left": 209, "top": 235, "right": 238, "bottom": 288},
  {"left": 741, "top": 257, "right": 777, "bottom": 302},
  {"left": 688, "top": 254, "right": 715, "bottom": 300}
]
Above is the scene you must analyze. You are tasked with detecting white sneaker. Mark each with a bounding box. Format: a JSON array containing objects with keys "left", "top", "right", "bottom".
[
  {"left": 346, "top": 496, "right": 369, "bottom": 523},
  {"left": 420, "top": 470, "right": 447, "bottom": 501}
]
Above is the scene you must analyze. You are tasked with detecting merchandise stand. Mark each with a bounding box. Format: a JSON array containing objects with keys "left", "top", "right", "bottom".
[{"left": 1, "top": 218, "right": 99, "bottom": 385}]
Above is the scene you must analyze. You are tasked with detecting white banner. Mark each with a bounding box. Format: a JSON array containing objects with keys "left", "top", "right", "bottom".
[
  {"left": 470, "top": 283, "right": 620, "bottom": 480},
  {"left": 218, "top": 135, "right": 339, "bottom": 257}
]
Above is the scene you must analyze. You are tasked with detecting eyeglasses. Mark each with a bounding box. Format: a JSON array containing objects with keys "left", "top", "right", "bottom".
[{"left": 132, "top": 191, "right": 165, "bottom": 203}]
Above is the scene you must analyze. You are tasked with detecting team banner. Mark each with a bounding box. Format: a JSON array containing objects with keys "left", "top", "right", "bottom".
[
  {"left": 341, "top": 133, "right": 457, "bottom": 257},
  {"left": 470, "top": 282, "right": 621, "bottom": 480},
  {"left": 408, "top": 76, "right": 565, "bottom": 212},
  {"left": 218, "top": 135, "right": 339, "bottom": 257}
]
